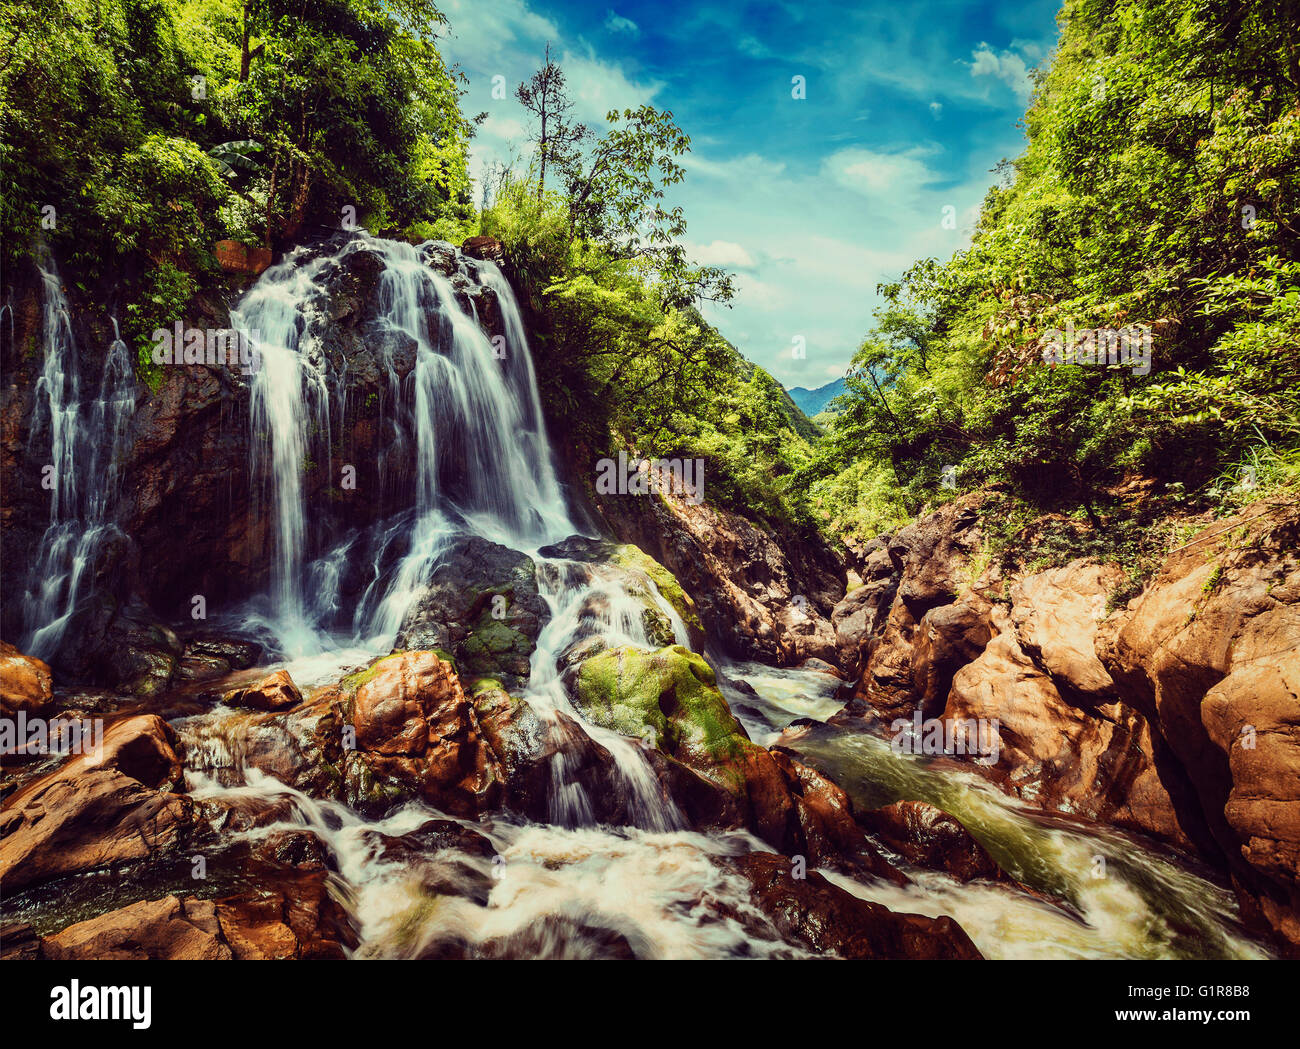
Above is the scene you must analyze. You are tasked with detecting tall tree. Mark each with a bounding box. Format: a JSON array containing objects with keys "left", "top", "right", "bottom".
[{"left": 515, "top": 43, "right": 586, "bottom": 198}]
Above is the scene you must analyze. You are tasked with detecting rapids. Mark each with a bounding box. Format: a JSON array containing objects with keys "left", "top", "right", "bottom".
[{"left": 14, "top": 233, "right": 1270, "bottom": 959}]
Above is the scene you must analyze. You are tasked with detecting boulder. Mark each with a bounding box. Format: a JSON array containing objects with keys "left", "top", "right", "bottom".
[
  {"left": 396, "top": 535, "right": 549, "bottom": 691},
  {"left": 831, "top": 539, "right": 899, "bottom": 675},
  {"left": 731, "top": 852, "right": 982, "bottom": 959},
  {"left": 0, "top": 715, "right": 192, "bottom": 894},
  {"left": 0, "top": 641, "right": 53, "bottom": 718},
  {"left": 43, "top": 895, "right": 233, "bottom": 960},
  {"left": 858, "top": 800, "right": 1005, "bottom": 882},
  {"left": 461, "top": 235, "right": 505, "bottom": 262},
  {"left": 223, "top": 669, "right": 302, "bottom": 712},
  {"left": 214, "top": 240, "right": 272, "bottom": 276},
  {"left": 338, "top": 651, "right": 505, "bottom": 816}
]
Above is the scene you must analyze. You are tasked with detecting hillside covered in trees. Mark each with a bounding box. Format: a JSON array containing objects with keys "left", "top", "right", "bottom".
[{"left": 2, "top": 0, "right": 1299, "bottom": 970}]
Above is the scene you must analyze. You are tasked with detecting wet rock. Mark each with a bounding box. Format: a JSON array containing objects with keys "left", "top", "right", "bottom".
[
  {"left": 43, "top": 895, "right": 233, "bottom": 960},
  {"left": 211, "top": 865, "right": 355, "bottom": 960},
  {"left": 0, "top": 715, "right": 191, "bottom": 894},
  {"left": 540, "top": 535, "right": 708, "bottom": 652},
  {"left": 945, "top": 602, "right": 1187, "bottom": 846},
  {"left": 339, "top": 651, "right": 505, "bottom": 817},
  {"left": 564, "top": 643, "right": 903, "bottom": 878},
  {"left": 421, "top": 240, "right": 459, "bottom": 274},
  {"left": 36, "top": 841, "right": 356, "bottom": 961},
  {"left": 858, "top": 800, "right": 1005, "bottom": 882},
  {"left": 565, "top": 644, "right": 746, "bottom": 769},
  {"left": 365, "top": 819, "right": 497, "bottom": 905},
  {"left": 223, "top": 669, "right": 303, "bottom": 712},
  {"left": 183, "top": 634, "right": 263, "bottom": 672},
  {"left": 731, "top": 852, "right": 982, "bottom": 959},
  {"left": 0, "top": 641, "right": 53, "bottom": 718},
  {"left": 797, "top": 657, "right": 841, "bottom": 679},
  {"left": 0, "top": 767, "right": 193, "bottom": 893},
  {"left": 396, "top": 535, "right": 549, "bottom": 691},
  {"left": 592, "top": 464, "right": 845, "bottom": 666},
  {"left": 0, "top": 921, "right": 41, "bottom": 960}
]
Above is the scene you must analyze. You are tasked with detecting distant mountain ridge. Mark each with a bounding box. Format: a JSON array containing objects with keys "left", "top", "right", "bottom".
[{"left": 787, "top": 377, "right": 848, "bottom": 416}]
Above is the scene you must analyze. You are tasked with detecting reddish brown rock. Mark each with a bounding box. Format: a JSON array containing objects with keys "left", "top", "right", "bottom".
[
  {"left": 732, "top": 851, "right": 982, "bottom": 959},
  {"left": 0, "top": 714, "right": 192, "bottom": 893},
  {"left": 43, "top": 895, "right": 232, "bottom": 960},
  {"left": 0, "top": 641, "right": 53, "bottom": 718},
  {"left": 832, "top": 540, "right": 900, "bottom": 676},
  {"left": 858, "top": 800, "right": 1004, "bottom": 882},
  {"left": 1098, "top": 504, "right": 1300, "bottom": 954},
  {"left": 214, "top": 239, "right": 272, "bottom": 275},
  {"left": 37, "top": 862, "right": 355, "bottom": 961},
  {"left": 944, "top": 603, "right": 1186, "bottom": 845},
  {"left": 343, "top": 651, "right": 504, "bottom": 816},
  {"left": 224, "top": 669, "right": 302, "bottom": 712},
  {"left": 461, "top": 235, "right": 505, "bottom": 261}
]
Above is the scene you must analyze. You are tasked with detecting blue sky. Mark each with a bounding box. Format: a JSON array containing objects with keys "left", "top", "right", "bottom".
[{"left": 437, "top": 0, "right": 1062, "bottom": 389}]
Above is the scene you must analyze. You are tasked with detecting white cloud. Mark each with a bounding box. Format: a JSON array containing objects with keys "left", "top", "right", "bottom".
[
  {"left": 968, "top": 43, "right": 1034, "bottom": 100},
  {"left": 557, "top": 49, "right": 664, "bottom": 124},
  {"left": 604, "top": 10, "right": 639, "bottom": 36},
  {"left": 682, "top": 151, "right": 786, "bottom": 181},
  {"left": 441, "top": 0, "right": 559, "bottom": 70},
  {"left": 684, "top": 239, "right": 756, "bottom": 269},
  {"left": 822, "top": 145, "right": 942, "bottom": 196},
  {"left": 929, "top": 101, "right": 943, "bottom": 118}
]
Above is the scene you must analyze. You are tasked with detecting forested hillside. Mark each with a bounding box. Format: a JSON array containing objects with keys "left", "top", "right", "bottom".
[{"left": 800, "top": 0, "right": 1300, "bottom": 577}]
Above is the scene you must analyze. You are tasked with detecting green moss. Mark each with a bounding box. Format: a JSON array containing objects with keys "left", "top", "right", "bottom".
[
  {"left": 612, "top": 545, "right": 704, "bottom": 638},
  {"left": 1201, "top": 564, "right": 1224, "bottom": 594},
  {"left": 571, "top": 644, "right": 745, "bottom": 766}
]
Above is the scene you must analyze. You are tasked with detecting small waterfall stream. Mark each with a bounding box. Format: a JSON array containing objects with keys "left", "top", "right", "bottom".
[{"left": 19, "top": 261, "right": 136, "bottom": 659}]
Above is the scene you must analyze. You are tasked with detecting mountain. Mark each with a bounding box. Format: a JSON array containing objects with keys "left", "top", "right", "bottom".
[
  {"left": 787, "top": 377, "right": 848, "bottom": 417},
  {"left": 733, "top": 357, "right": 821, "bottom": 442}
]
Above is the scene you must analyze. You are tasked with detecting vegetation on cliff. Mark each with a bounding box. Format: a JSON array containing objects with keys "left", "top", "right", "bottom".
[
  {"left": 2, "top": 0, "right": 474, "bottom": 366},
  {"left": 798, "top": 0, "right": 1300, "bottom": 569}
]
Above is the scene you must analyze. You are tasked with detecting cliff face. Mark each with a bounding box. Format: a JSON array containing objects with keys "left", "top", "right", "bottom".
[
  {"left": 2, "top": 236, "right": 847, "bottom": 688},
  {"left": 594, "top": 463, "right": 847, "bottom": 668},
  {"left": 831, "top": 494, "right": 1300, "bottom": 955},
  {"left": 0, "top": 237, "right": 517, "bottom": 689}
]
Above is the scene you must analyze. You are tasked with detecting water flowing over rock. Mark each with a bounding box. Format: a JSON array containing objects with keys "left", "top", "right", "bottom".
[
  {"left": 1, "top": 232, "right": 1278, "bottom": 961},
  {"left": 832, "top": 494, "right": 1300, "bottom": 955}
]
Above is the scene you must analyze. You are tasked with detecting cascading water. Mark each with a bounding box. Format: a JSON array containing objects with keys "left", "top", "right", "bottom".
[
  {"left": 19, "top": 261, "right": 136, "bottom": 658},
  {"left": 233, "top": 237, "right": 572, "bottom": 657},
  {"left": 11, "top": 232, "right": 1261, "bottom": 960}
]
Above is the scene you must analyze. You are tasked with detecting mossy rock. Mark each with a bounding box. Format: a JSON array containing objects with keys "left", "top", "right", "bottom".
[
  {"left": 611, "top": 545, "right": 705, "bottom": 641},
  {"left": 567, "top": 644, "right": 747, "bottom": 769},
  {"left": 395, "top": 536, "right": 548, "bottom": 691}
]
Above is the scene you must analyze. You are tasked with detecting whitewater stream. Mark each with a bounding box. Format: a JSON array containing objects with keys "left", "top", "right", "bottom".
[{"left": 15, "top": 234, "right": 1270, "bottom": 960}]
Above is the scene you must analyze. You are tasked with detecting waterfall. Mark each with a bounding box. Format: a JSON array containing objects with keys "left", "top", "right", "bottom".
[
  {"left": 234, "top": 237, "right": 573, "bottom": 656},
  {"left": 19, "top": 262, "right": 136, "bottom": 659},
  {"left": 229, "top": 234, "right": 689, "bottom": 832}
]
